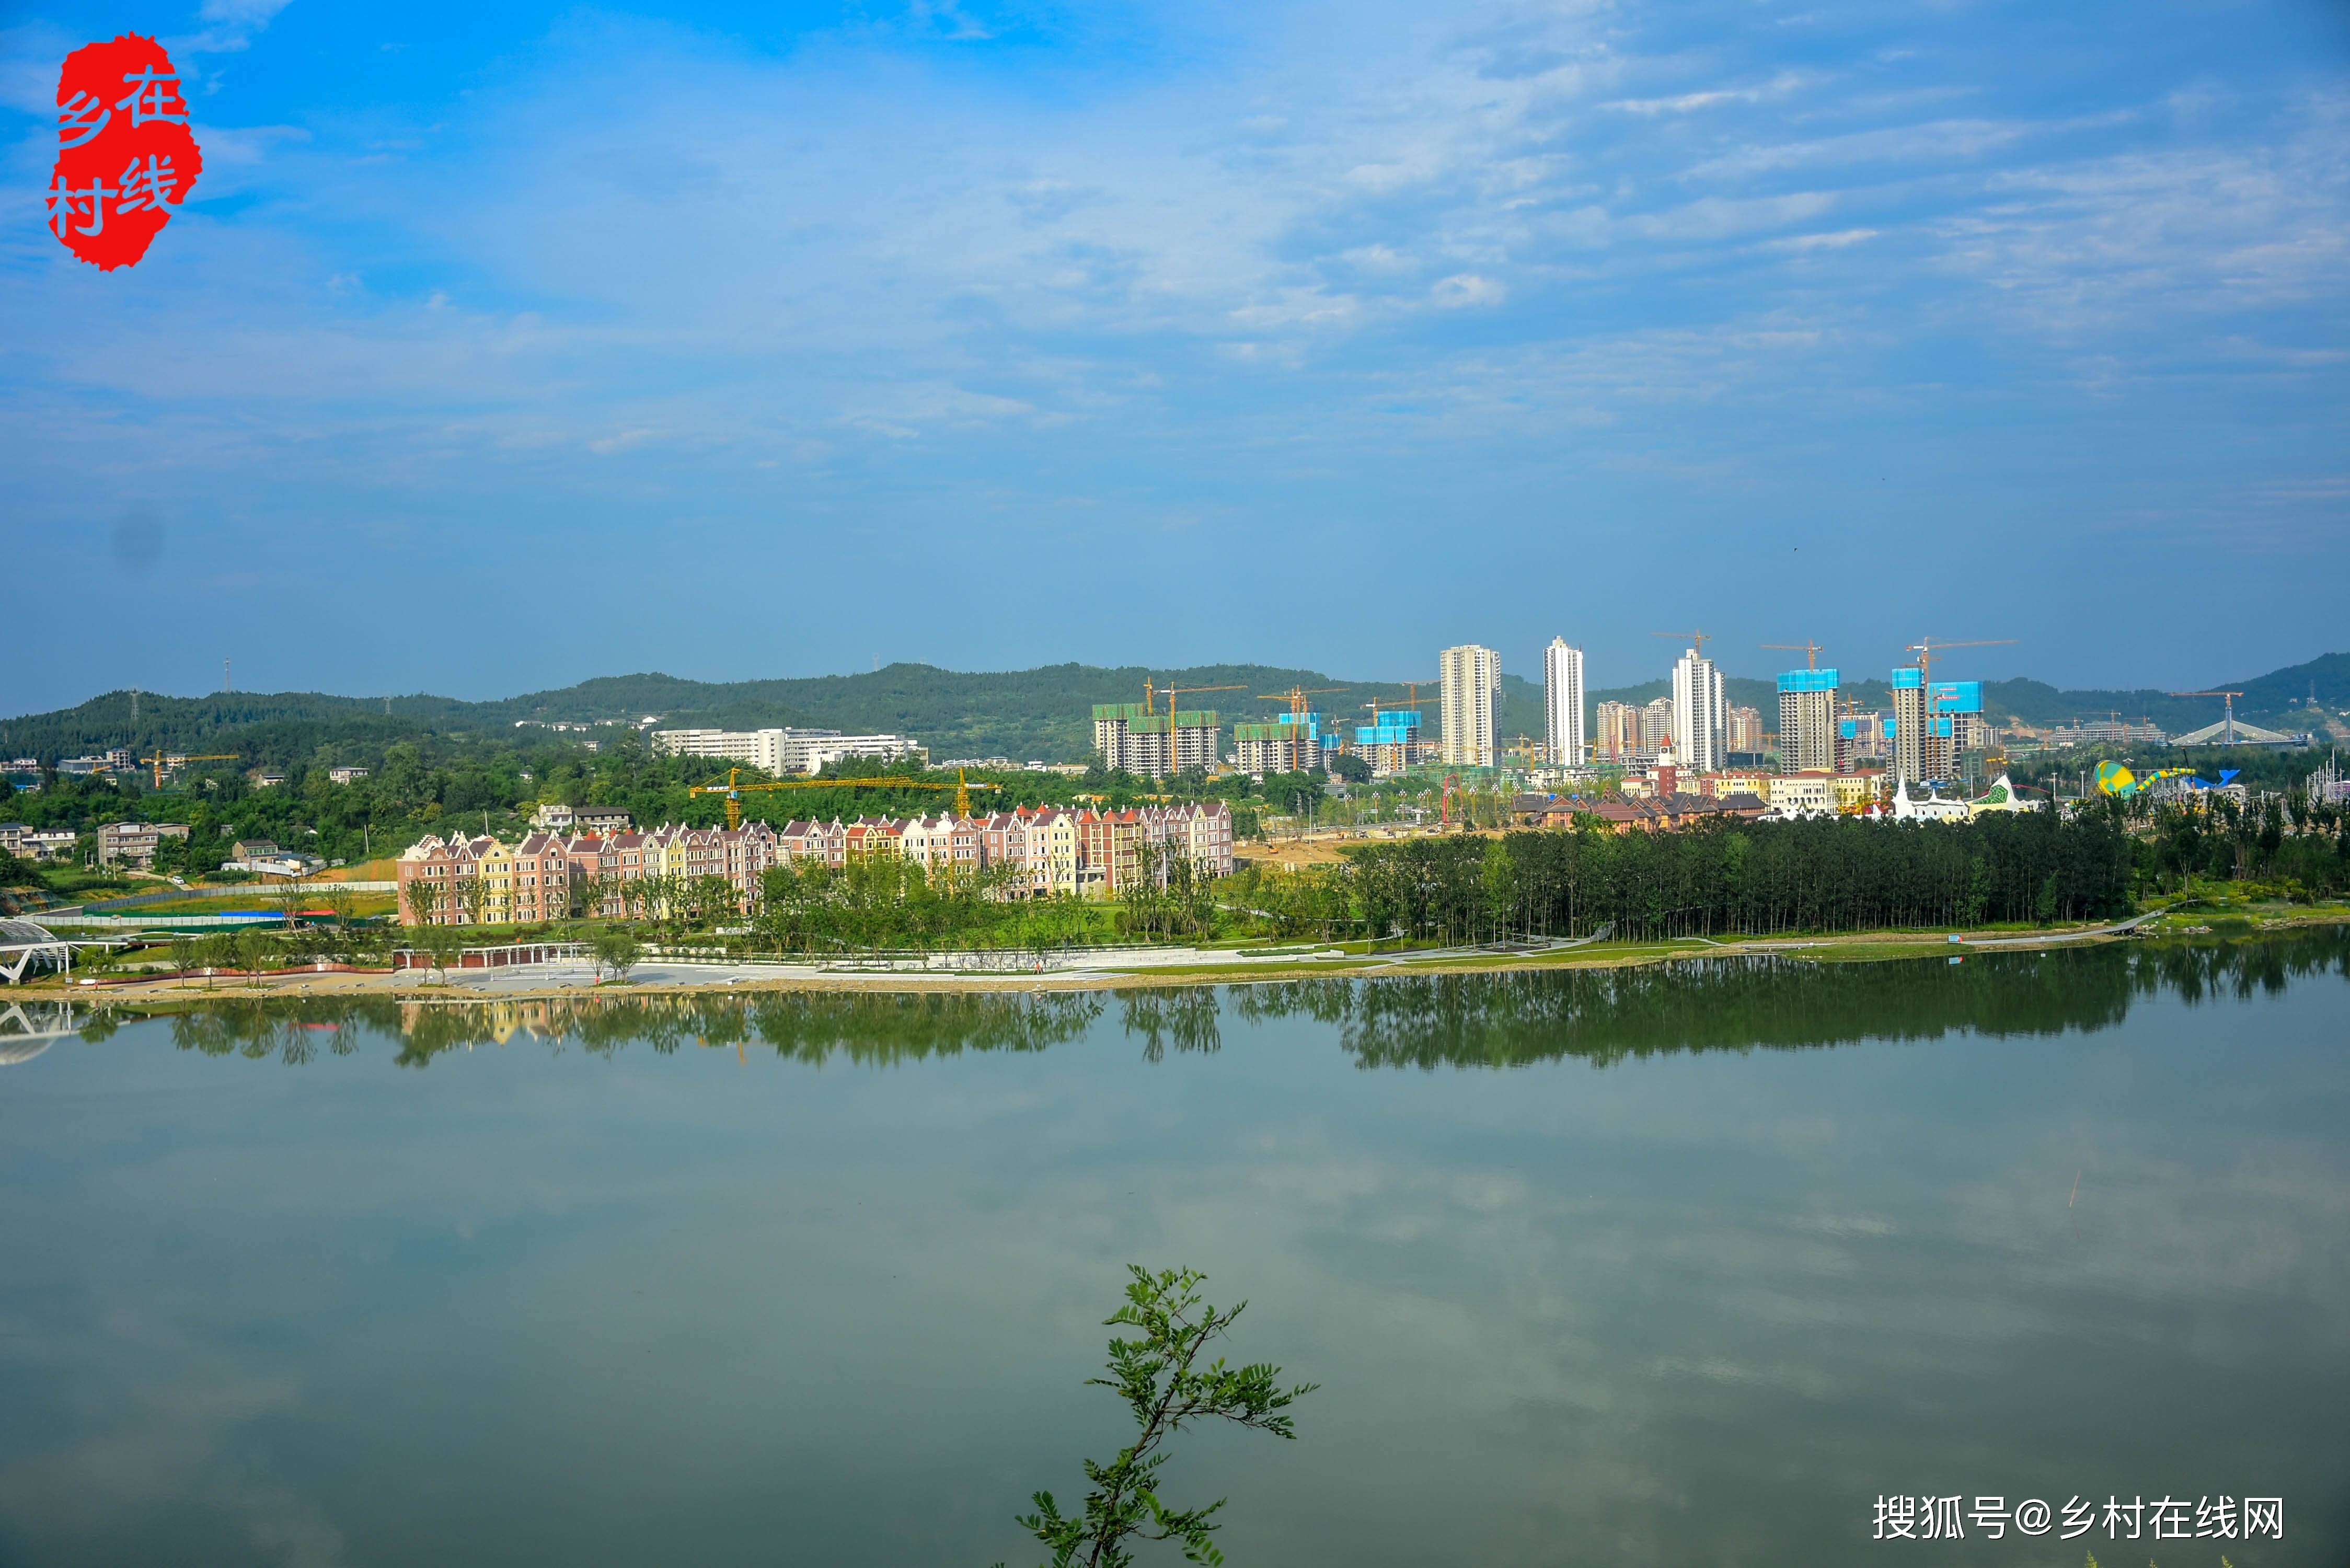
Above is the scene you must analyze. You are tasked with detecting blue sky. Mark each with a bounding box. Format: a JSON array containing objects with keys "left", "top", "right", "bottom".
[{"left": 5, "top": 0, "right": 2346, "bottom": 711}]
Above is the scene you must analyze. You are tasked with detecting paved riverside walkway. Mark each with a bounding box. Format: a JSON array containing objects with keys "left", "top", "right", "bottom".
[
  {"left": 445, "top": 944, "right": 1363, "bottom": 993},
  {"left": 1948, "top": 910, "right": 2163, "bottom": 947},
  {"left": 34, "top": 916, "right": 2205, "bottom": 1002}
]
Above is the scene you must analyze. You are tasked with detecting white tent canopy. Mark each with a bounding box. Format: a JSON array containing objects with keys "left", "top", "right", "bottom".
[{"left": 2170, "top": 718, "right": 2301, "bottom": 747}]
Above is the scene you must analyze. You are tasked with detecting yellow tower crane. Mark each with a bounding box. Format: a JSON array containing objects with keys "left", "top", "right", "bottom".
[
  {"left": 1255, "top": 686, "right": 1347, "bottom": 770},
  {"left": 1158, "top": 684, "right": 1245, "bottom": 776},
  {"left": 686, "top": 768, "right": 1000, "bottom": 829},
  {"left": 1362, "top": 678, "right": 1436, "bottom": 728},
  {"left": 1761, "top": 640, "right": 1827, "bottom": 671},
  {"left": 1904, "top": 636, "right": 2015, "bottom": 687},
  {"left": 142, "top": 751, "right": 241, "bottom": 789}
]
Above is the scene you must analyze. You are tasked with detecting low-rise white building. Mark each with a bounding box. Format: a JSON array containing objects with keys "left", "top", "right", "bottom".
[
  {"left": 18, "top": 828, "right": 77, "bottom": 861},
  {"left": 530, "top": 803, "right": 632, "bottom": 836},
  {"left": 1765, "top": 775, "right": 1839, "bottom": 817},
  {"left": 652, "top": 727, "right": 926, "bottom": 776}
]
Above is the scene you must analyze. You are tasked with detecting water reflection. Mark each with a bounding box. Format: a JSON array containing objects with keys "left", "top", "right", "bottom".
[
  {"left": 160, "top": 990, "right": 1108, "bottom": 1069},
  {"left": 4, "top": 932, "right": 2346, "bottom": 1567},
  {"left": 135, "top": 930, "right": 2350, "bottom": 1073},
  {"left": 1250, "top": 932, "right": 2350, "bottom": 1069}
]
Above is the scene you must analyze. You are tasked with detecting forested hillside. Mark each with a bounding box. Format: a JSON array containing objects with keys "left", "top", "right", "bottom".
[
  {"left": 1, "top": 663, "right": 1557, "bottom": 766},
  {"left": 5, "top": 652, "right": 2337, "bottom": 766}
]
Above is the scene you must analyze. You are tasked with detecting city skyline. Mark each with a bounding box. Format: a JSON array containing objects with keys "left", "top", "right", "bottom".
[
  {"left": 5, "top": 0, "right": 2346, "bottom": 714},
  {"left": 10, "top": 626, "right": 2328, "bottom": 721}
]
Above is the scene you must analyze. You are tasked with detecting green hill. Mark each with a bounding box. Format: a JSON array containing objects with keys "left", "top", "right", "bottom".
[
  {"left": 5, "top": 652, "right": 2336, "bottom": 768},
  {"left": 3, "top": 664, "right": 1480, "bottom": 768}
]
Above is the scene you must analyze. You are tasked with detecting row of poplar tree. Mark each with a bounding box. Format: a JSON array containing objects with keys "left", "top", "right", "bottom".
[{"left": 1338, "top": 812, "right": 2138, "bottom": 945}]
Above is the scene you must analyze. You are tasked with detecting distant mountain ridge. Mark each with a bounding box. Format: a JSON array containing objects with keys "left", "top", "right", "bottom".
[{"left": 5, "top": 653, "right": 2341, "bottom": 765}]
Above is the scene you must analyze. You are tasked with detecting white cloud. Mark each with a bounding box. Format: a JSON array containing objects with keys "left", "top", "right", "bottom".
[
  {"left": 187, "top": 122, "right": 309, "bottom": 165},
  {"left": 2211, "top": 336, "right": 2348, "bottom": 366},
  {"left": 1, "top": 0, "right": 2344, "bottom": 670},
  {"left": 1628, "top": 191, "right": 1837, "bottom": 241},
  {"left": 1767, "top": 228, "right": 1879, "bottom": 250},
  {"left": 180, "top": 0, "right": 296, "bottom": 54},
  {"left": 0, "top": 22, "right": 69, "bottom": 113},
  {"left": 1430, "top": 273, "right": 1505, "bottom": 307},
  {"left": 1927, "top": 108, "right": 2350, "bottom": 331},
  {"left": 1610, "top": 88, "right": 1745, "bottom": 116},
  {"left": 1605, "top": 72, "right": 1815, "bottom": 116},
  {"left": 1685, "top": 110, "right": 2139, "bottom": 183},
  {"left": 1230, "top": 287, "right": 1362, "bottom": 327},
  {"left": 1338, "top": 244, "right": 1418, "bottom": 273}
]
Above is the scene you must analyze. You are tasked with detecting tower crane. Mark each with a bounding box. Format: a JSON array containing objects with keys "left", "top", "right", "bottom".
[
  {"left": 1895, "top": 638, "right": 2015, "bottom": 783},
  {"left": 1651, "top": 629, "right": 1712, "bottom": 659},
  {"left": 2168, "top": 690, "right": 2246, "bottom": 745},
  {"left": 142, "top": 751, "right": 240, "bottom": 789},
  {"left": 1257, "top": 685, "right": 1350, "bottom": 720},
  {"left": 1164, "top": 683, "right": 1246, "bottom": 715},
  {"left": 1256, "top": 686, "right": 1347, "bottom": 771},
  {"left": 1903, "top": 637, "right": 2015, "bottom": 686},
  {"left": 1159, "top": 684, "right": 1246, "bottom": 776},
  {"left": 1761, "top": 640, "right": 1827, "bottom": 671},
  {"left": 1363, "top": 679, "right": 1436, "bottom": 724},
  {"left": 1357, "top": 681, "right": 1435, "bottom": 775},
  {"left": 686, "top": 768, "right": 999, "bottom": 830}
]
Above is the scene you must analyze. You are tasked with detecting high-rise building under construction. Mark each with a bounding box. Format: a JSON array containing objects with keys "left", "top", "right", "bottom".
[
  {"left": 1776, "top": 668, "right": 1839, "bottom": 773},
  {"left": 1352, "top": 708, "right": 1425, "bottom": 777},
  {"left": 1890, "top": 671, "right": 1985, "bottom": 783},
  {"left": 1231, "top": 713, "right": 1323, "bottom": 775},
  {"left": 1093, "top": 704, "right": 1222, "bottom": 776}
]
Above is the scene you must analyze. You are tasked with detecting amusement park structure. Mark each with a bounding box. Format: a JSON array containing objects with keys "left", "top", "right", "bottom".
[{"left": 2095, "top": 761, "right": 2240, "bottom": 799}]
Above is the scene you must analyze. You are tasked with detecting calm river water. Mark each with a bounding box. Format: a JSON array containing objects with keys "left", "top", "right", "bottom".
[{"left": 2, "top": 935, "right": 2345, "bottom": 1567}]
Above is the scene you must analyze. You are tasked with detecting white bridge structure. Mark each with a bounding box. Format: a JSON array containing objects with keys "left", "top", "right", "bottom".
[{"left": 1, "top": 919, "right": 74, "bottom": 986}]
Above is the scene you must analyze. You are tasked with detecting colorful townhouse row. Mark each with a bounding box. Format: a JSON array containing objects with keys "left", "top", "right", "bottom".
[{"left": 395, "top": 803, "right": 1235, "bottom": 926}]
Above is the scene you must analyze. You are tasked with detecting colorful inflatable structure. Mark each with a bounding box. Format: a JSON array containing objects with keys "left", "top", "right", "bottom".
[{"left": 2095, "top": 762, "right": 2240, "bottom": 798}]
